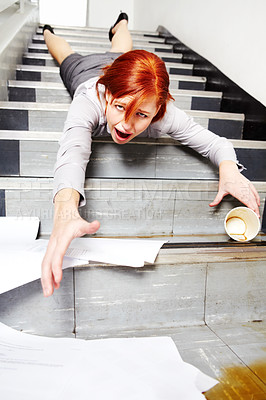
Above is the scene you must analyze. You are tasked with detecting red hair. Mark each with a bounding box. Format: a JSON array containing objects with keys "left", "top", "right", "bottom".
[{"left": 96, "top": 50, "right": 174, "bottom": 122}]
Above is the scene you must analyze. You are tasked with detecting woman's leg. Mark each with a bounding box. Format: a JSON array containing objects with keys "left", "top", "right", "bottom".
[
  {"left": 43, "top": 30, "right": 74, "bottom": 65},
  {"left": 110, "top": 20, "right": 133, "bottom": 53}
]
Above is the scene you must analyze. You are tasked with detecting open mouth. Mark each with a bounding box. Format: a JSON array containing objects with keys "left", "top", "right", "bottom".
[{"left": 115, "top": 128, "right": 132, "bottom": 141}]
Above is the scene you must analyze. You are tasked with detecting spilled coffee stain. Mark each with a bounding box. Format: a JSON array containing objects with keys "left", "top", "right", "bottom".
[{"left": 204, "top": 361, "right": 266, "bottom": 399}]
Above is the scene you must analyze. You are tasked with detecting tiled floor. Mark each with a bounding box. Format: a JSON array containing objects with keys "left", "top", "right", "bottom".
[{"left": 0, "top": 259, "right": 265, "bottom": 399}]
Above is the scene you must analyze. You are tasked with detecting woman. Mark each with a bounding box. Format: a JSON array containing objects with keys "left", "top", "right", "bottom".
[{"left": 41, "top": 13, "right": 260, "bottom": 297}]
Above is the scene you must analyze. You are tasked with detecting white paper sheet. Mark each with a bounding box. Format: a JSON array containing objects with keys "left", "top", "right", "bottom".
[
  {"left": 0, "top": 239, "right": 85, "bottom": 294},
  {"left": 0, "top": 217, "right": 166, "bottom": 294},
  {"left": 0, "top": 323, "right": 218, "bottom": 400},
  {"left": 67, "top": 237, "right": 167, "bottom": 267},
  {"left": 0, "top": 216, "right": 39, "bottom": 245}
]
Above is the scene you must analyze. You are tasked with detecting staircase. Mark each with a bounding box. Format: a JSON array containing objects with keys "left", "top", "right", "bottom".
[{"left": 0, "top": 15, "right": 266, "bottom": 399}]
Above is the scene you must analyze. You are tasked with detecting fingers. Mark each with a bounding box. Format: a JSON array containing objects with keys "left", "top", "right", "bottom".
[
  {"left": 41, "top": 238, "right": 63, "bottom": 297},
  {"left": 236, "top": 180, "right": 260, "bottom": 217},
  {"left": 41, "top": 219, "right": 100, "bottom": 297},
  {"left": 84, "top": 220, "right": 100, "bottom": 234},
  {"left": 241, "top": 186, "right": 260, "bottom": 218},
  {"left": 41, "top": 236, "right": 71, "bottom": 297},
  {"left": 209, "top": 190, "right": 226, "bottom": 207},
  {"left": 250, "top": 182, "right": 261, "bottom": 208},
  {"left": 209, "top": 180, "right": 261, "bottom": 219}
]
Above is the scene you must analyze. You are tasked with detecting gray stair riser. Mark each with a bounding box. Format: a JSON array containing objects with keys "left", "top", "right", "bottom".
[
  {"left": 8, "top": 86, "right": 72, "bottom": 104},
  {"left": 28, "top": 38, "right": 191, "bottom": 74},
  {"left": 0, "top": 258, "right": 265, "bottom": 335},
  {"left": 28, "top": 42, "right": 174, "bottom": 53},
  {"left": 170, "top": 79, "right": 206, "bottom": 91},
  {"left": 35, "top": 30, "right": 166, "bottom": 42},
  {"left": 32, "top": 35, "right": 167, "bottom": 47},
  {"left": 15, "top": 67, "right": 197, "bottom": 84},
  {"left": 23, "top": 52, "right": 183, "bottom": 66},
  {"left": 31, "top": 36, "right": 173, "bottom": 51},
  {"left": 23, "top": 55, "right": 59, "bottom": 67},
  {"left": 0, "top": 105, "right": 244, "bottom": 138},
  {"left": 73, "top": 263, "right": 207, "bottom": 332},
  {"left": 74, "top": 260, "right": 266, "bottom": 335},
  {"left": 38, "top": 26, "right": 161, "bottom": 37},
  {"left": 22, "top": 58, "right": 194, "bottom": 77},
  {"left": 23, "top": 57, "right": 188, "bottom": 70},
  {"left": 7, "top": 86, "right": 221, "bottom": 111},
  {"left": 0, "top": 140, "right": 218, "bottom": 179},
  {"left": 2, "top": 179, "right": 265, "bottom": 236},
  {"left": 1, "top": 139, "right": 265, "bottom": 181},
  {"left": 0, "top": 108, "right": 66, "bottom": 131}
]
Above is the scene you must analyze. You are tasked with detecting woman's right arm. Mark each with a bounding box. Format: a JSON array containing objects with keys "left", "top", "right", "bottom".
[
  {"left": 41, "top": 188, "right": 100, "bottom": 297},
  {"left": 41, "top": 92, "right": 101, "bottom": 297}
]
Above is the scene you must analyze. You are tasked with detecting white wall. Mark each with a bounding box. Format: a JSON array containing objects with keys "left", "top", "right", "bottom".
[
  {"left": 38, "top": 0, "right": 266, "bottom": 106},
  {"left": 134, "top": 0, "right": 266, "bottom": 107},
  {"left": 39, "top": 0, "right": 134, "bottom": 30},
  {"left": 39, "top": 0, "right": 87, "bottom": 27},
  {"left": 88, "top": 0, "right": 134, "bottom": 30}
]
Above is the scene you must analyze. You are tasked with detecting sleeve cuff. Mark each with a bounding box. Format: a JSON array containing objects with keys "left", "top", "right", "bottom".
[{"left": 53, "top": 164, "right": 86, "bottom": 206}]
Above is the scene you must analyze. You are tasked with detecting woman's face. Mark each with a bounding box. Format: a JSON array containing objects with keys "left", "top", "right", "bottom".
[{"left": 105, "top": 92, "right": 159, "bottom": 144}]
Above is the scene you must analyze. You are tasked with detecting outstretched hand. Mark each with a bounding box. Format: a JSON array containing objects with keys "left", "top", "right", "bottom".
[
  {"left": 41, "top": 189, "right": 100, "bottom": 297},
  {"left": 209, "top": 160, "right": 260, "bottom": 217}
]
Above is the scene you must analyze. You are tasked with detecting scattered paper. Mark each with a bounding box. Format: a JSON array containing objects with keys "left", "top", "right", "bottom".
[
  {"left": 67, "top": 237, "right": 167, "bottom": 267},
  {"left": 0, "top": 216, "right": 39, "bottom": 246},
  {"left": 0, "top": 239, "right": 85, "bottom": 294},
  {"left": 0, "top": 322, "right": 218, "bottom": 399},
  {"left": 0, "top": 218, "right": 166, "bottom": 294}
]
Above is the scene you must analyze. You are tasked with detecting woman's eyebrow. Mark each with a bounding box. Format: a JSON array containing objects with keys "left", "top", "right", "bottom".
[
  {"left": 138, "top": 108, "right": 150, "bottom": 115},
  {"left": 115, "top": 99, "right": 128, "bottom": 105},
  {"left": 115, "top": 99, "right": 151, "bottom": 114}
]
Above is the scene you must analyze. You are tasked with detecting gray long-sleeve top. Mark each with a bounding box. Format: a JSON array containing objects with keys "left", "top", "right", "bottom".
[{"left": 54, "top": 76, "right": 241, "bottom": 206}]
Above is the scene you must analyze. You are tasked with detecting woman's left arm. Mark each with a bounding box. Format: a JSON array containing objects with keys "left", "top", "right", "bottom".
[
  {"left": 158, "top": 103, "right": 261, "bottom": 215},
  {"left": 209, "top": 160, "right": 261, "bottom": 217}
]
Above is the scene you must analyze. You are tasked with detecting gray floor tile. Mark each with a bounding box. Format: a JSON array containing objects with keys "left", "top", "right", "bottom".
[
  {"left": 0, "top": 269, "right": 75, "bottom": 337},
  {"left": 74, "top": 263, "right": 207, "bottom": 339},
  {"left": 205, "top": 261, "right": 266, "bottom": 324}
]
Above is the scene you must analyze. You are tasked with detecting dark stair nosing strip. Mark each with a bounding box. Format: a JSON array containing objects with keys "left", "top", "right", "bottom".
[
  {"left": 162, "top": 241, "right": 266, "bottom": 249},
  {"left": 0, "top": 140, "right": 19, "bottom": 176},
  {"left": 0, "top": 190, "right": 5, "bottom": 217}
]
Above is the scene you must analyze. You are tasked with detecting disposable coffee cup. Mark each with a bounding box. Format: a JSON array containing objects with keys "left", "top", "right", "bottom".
[{"left": 224, "top": 207, "right": 260, "bottom": 242}]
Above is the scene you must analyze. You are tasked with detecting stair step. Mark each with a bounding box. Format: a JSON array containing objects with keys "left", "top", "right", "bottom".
[
  {"left": 32, "top": 34, "right": 171, "bottom": 49},
  {"left": 8, "top": 80, "right": 72, "bottom": 103},
  {"left": 28, "top": 41, "right": 174, "bottom": 54},
  {"left": 0, "top": 100, "right": 244, "bottom": 137},
  {"left": 36, "top": 27, "right": 163, "bottom": 40},
  {"left": 39, "top": 24, "right": 162, "bottom": 37},
  {"left": 1, "top": 177, "right": 265, "bottom": 236},
  {"left": 22, "top": 51, "right": 183, "bottom": 66},
  {"left": 0, "top": 130, "right": 265, "bottom": 181},
  {"left": 7, "top": 80, "right": 222, "bottom": 111},
  {"left": 33, "top": 33, "right": 167, "bottom": 45},
  {"left": 15, "top": 64, "right": 207, "bottom": 91},
  {"left": 23, "top": 53, "right": 194, "bottom": 76}
]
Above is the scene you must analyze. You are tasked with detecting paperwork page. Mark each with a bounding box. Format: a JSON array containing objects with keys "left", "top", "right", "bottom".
[
  {"left": 0, "top": 217, "right": 166, "bottom": 294},
  {"left": 0, "top": 323, "right": 218, "bottom": 400}
]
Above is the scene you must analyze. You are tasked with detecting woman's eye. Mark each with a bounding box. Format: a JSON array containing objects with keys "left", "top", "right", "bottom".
[
  {"left": 115, "top": 105, "right": 124, "bottom": 111},
  {"left": 137, "top": 112, "right": 147, "bottom": 118}
]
